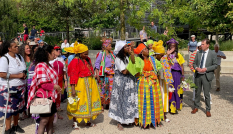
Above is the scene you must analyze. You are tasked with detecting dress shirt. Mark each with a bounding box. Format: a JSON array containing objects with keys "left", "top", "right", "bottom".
[
  {"left": 61, "top": 43, "right": 70, "bottom": 49},
  {"left": 198, "top": 49, "right": 209, "bottom": 74}
]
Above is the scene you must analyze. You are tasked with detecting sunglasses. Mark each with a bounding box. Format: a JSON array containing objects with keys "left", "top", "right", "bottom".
[{"left": 55, "top": 49, "right": 61, "bottom": 51}]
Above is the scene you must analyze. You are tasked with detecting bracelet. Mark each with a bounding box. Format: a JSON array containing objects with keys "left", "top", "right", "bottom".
[{"left": 64, "top": 79, "right": 67, "bottom": 81}]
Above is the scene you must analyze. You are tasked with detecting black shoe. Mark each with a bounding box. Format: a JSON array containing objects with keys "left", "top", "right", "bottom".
[
  {"left": 12, "top": 125, "right": 25, "bottom": 133},
  {"left": 5, "top": 129, "right": 16, "bottom": 134}
]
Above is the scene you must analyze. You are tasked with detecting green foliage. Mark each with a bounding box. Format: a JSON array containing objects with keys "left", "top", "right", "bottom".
[
  {"left": 83, "top": 35, "right": 103, "bottom": 50},
  {"left": 0, "top": 0, "right": 19, "bottom": 40},
  {"left": 209, "top": 40, "right": 233, "bottom": 51},
  {"left": 44, "top": 36, "right": 63, "bottom": 46}
]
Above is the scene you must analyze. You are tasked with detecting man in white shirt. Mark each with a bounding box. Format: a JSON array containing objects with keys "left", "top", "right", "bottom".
[
  {"left": 214, "top": 44, "right": 226, "bottom": 92},
  {"left": 61, "top": 39, "right": 70, "bottom": 49},
  {"left": 191, "top": 39, "right": 217, "bottom": 117}
]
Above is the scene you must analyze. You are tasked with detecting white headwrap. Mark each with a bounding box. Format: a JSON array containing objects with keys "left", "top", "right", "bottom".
[{"left": 114, "top": 40, "right": 126, "bottom": 55}]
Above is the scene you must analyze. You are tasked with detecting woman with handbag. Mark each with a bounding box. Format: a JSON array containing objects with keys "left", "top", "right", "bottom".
[
  {"left": 95, "top": 39, "right": 115, "bottom": 111},
  {"left": 65, "top": 43, "right": 102, "bottom": 130},
  {"left": 0, "top": 41, "right": 26, "bottom": 134},
  {"left": 27, "top": 45, "right": 62, "bottom": 134}
]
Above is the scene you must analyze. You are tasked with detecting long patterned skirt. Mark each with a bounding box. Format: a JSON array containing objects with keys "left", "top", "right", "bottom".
[
  {"left": 0, "top": 84, "right": 26, "bottom": 118},
  {"left": 99, "top": 74, "right": 113, "bottom": 105},
  {"left": 67, "top": 76, "right": 102, "bottom": 123},
  {"left": 109, "top": 70, "right": 138, "bottom": 124},
  {"left": 137, "top": 71, "right": 164, "bottom": 128},
  {"left": 169, "top": 69, "right": 183, "bottom": 114},
  {"left": 159, "top": 79, "right": 169, "bottom": 113}
]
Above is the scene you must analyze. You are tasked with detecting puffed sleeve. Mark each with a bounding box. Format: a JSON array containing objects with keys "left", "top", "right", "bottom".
[
  {"left": 68, "top": 58, "right": 79, "bottom": 84},
  {"left": 177, "top": 53, "right": 185, "bottom": 65},
  {"left": 95, "top": 53, "right": 102, "bottom": 70}
]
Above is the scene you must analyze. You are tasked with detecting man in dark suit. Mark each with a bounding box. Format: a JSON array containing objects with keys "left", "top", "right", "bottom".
[{"left": 191, "top": 39, "right": 217, "bottom": 117}]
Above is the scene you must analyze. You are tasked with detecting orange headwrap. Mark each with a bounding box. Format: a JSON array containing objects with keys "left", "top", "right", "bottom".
[{"left": 134, "top": 43, "right": 146, "bottom": 54}]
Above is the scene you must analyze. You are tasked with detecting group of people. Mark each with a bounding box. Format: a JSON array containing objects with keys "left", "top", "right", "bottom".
[
  {"left": 0, "top": 35, "right": 222, "bottom": 134},
  {"left": 21, "top": 23, "right": 45, "bottom": 42}
]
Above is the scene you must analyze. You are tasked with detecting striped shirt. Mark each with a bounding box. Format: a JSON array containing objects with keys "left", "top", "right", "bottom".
[{"left": 189, "top": 50, "right": 198, "bottom": 72}]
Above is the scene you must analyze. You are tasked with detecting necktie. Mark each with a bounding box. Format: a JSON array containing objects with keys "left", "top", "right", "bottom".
[{"left": 200, "top": 52, "right": 206, "bottom": 68}]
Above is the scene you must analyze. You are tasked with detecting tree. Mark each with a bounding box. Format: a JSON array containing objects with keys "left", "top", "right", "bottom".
[
  {"left": 0, "top": 0, "right": 19, "bottom": 40},
  {"left": 64, "top": 0, "right": 152, "bottom": 40},
  {"left": 193, "top": 0, "right": 232, "bottom": 44}
]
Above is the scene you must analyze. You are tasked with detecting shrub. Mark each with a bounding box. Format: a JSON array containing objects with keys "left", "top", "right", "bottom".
[{"left": 44, "top": 36, "right": 62, "bottom": 46}]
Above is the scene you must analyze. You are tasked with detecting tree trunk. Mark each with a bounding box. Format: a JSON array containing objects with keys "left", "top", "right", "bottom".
[
  {"left": 188, "top": 25, "right": 191, "bottom": 40},
  {"left": 215, "top": 32, "right": 219, "bottom": 45},
  {"left": 120, "top": 0, "right": 125, "bottom": 40}
]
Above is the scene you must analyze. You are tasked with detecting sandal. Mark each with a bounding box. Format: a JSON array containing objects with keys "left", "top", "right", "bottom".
[
  {"left": 86, "top": 122, "right": 97, "bottom": 127},
  {"left": 72, "top": 122, "right": 79, "bottom": 130},
  {"left": 117, "top": 123, "right": 124, "bottom": 131}
]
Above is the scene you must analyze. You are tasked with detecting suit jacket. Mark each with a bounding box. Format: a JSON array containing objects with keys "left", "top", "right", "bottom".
[{"left": 193, "top": 49, "right": 217, "bottom": 81}]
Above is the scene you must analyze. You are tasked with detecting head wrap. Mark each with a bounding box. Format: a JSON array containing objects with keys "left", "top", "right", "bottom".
[
  {"left": 114, "top": 40, "right": 126, "bottom": 55},
  {"left": 166, "top": 38, "right": 179, "bottom": 45},
  {"left": 54, "top": 46, "right": 61, "bottom": 50},
  {"left": 103, "top": 39, "right": 112, "bottom": 47},
  {"left": 152, "top": 40, "right": 165, "bottom": 54},
  {"left": 127, "top": 41, "right": 131, "bottom": 46},
  {"left": 134, "top": 43, "right": 146, "bottom": 55},
  {"left": 38, "top": 40, "right": 43, "bottom": 43},
  {"left": 145, "top": 40, "right": 154, "bottom": 47},
  {"left": 64, "top": 41, "right": 88, "bottom": 54}
]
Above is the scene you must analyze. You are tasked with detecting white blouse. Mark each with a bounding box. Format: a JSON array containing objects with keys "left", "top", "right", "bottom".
[
  {"left": 0, "top": 53, "right": 26, "bottom": 86},
  {"left": 115, "top": 57, "right": 129, "bottom": 72}
]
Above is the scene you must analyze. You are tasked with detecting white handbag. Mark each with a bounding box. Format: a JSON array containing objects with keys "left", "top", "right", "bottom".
[{"left": 30, "top": 91, "right": 53, "bottom": 114}]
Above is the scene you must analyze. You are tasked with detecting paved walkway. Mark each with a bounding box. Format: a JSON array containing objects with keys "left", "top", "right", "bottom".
[{"left": 1, "top": 74, "right": 233, "bottom": 134}]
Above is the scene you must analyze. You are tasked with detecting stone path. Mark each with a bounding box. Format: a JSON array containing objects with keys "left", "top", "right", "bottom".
[{"left": 1, "top": 74, "right": 233, "bottom": 134}]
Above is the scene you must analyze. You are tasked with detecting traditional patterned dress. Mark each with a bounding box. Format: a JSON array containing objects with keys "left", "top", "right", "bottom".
[
  {"left": 137, "top": 56, "right": 164, "bottom": 128},
  {"left": 167, "top": 53, "right": 185, "bottom": 113},
  {"left": 109, "top": 57, "right": 138, "bottom": 124},
  {"left": 95, "top": 51, "right": 115, "bottom": 105},
  {"left": 67, "top": 57, "right": 102, "bottom": 123}
]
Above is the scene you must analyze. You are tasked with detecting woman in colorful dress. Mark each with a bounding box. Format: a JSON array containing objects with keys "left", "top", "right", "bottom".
[
  {"left": 134, "top": 43, "right": 164, "bottom": 128},
  {"left": 65, "top": 43, "right": 102, "bottom": 130},
  {"left": 165, "top": 38, "right": 185, "bottom": 114},
  {"left": 95, "top": 39, "right": 115, "bottom": 111},
  {"left": 108, "top": 40, "right": 138, "bottom": 131},
  {"left": 49, "top": 46, "right": 67, "bottom": 120},
  {"left": 0, "top": 41, "right": 26, "bottom": 134},
  {"left": 28, "top": 45, "right": 62, "bottom": 134},
  {"left": 152, "top": 40, "right": 170, "bottom": 122},
  {"left": 19, "top": 43, "right": 32, "bottom": 119}
]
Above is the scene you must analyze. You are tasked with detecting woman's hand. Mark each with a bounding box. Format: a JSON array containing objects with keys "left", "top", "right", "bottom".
[
  {"left": 71, "top": 85, "right": 76, "bottom": 98},
  {"left": 64, "top": 81, "right": 68, "bottom": 89},
  {"left": 95, "top": 70, "right": 100, "bottom": 82},
  {"left": 18, "top": 73, "right": 26, "bottom": 79},
  {"left": 167, "top": 47, "right": 175, "bottom": 56},
  {"left": 54, "top": 85, "right": 62, "bottom": 93}
]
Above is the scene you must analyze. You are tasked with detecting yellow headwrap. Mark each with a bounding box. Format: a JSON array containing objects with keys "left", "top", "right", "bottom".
[
  {"left": 152, "top": 40, "right": 165, "bottom": 54},
  {"left": 64, "top": 41, "right": 88, "bottom": 54}
]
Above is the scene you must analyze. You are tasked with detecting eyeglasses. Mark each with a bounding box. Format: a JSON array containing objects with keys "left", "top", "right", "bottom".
[
  {"left": 124, "top": 45, "right": 129, "bottom": 48},
  {"left": 56, "top": 49, "right": 61, "bottom": 51}
]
